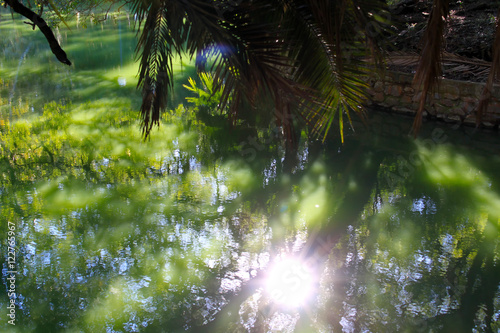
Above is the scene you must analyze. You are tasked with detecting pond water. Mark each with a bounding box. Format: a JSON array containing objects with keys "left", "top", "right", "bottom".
[{"left": 1, "top": 10, "right": 500, "bottom": 333}]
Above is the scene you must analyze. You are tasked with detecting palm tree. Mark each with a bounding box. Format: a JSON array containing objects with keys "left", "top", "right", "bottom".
[
  {"left": 130, "top": 0, "right": 390, "bottom": 148},
  {"left": 411, "top": 0, "right": 449, "bottom": 135}
]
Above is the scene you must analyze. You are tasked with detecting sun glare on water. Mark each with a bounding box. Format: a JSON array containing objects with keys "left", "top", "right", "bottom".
[{"left": 264, "top": 256, "right": 316, "bottom": 308}]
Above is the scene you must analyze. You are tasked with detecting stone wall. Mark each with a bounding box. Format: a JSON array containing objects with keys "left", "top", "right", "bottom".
[{"left": 367, "top": 71, "right": 500, "bottom": 128}]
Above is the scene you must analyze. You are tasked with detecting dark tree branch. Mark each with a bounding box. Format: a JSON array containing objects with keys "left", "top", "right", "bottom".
[
  {"left": 23, "top": 2, "right": 42, "bottom": 30},
  {"left": 5, "top": 0, "right": 71, "bottom": 66}
]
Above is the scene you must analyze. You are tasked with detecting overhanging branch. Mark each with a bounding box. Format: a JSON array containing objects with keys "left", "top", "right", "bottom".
[{"left": 5, "top": 0, "right": 71, "bottom": 66}]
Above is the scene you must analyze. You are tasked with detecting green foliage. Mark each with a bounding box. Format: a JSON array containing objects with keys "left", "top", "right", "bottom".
[
  {"left": 183, "top": 72, "right": 226, "bottom": 113},
  {"left": 1, "top": 99, "right": 188, "bottom": 187}
]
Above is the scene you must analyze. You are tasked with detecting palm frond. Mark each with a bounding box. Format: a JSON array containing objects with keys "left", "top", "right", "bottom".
[
  {"left": 412, "top": 0, "right": 449, "bottom": 136},
  {"left": 476, "top": 8, "right": 500, "bottom": 127},
  {"left": 282, "top": 0, "right": 388, "bottom": 142},
  {"left": 201, "top": 1, "right": 305, "bottom": 147},
  {"left": 135, "top": 1, "right": 187, "bottom": 137},
  {"left": 131, "top": 0, "right": 390, "bottom": 145}
]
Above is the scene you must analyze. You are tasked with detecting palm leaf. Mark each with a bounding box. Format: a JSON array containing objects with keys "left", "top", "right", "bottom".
[
  {"left": 282, "top": 0, "right": 388, "bottom": 142},
  {"left": 476, "top": 8, "right": 500, "bottom": 127},
  {"left": 412, "top": 0, "right": 449, "bottom": 135},
  {"left": 131, "top": 0, "right": 390, "bottom": 146},
  {"left": 135, "top": 0, "right": 188, "bottom": 137}
]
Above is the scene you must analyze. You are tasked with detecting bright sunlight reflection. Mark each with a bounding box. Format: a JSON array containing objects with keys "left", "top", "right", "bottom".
[{"left": 264, "top": 256, "right": 316, "bottom": 308}]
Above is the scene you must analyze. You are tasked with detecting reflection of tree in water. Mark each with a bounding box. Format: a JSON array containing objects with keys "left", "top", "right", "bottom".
[{"left": 1, "top": 104, "right": 500, "bottom": 332}]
